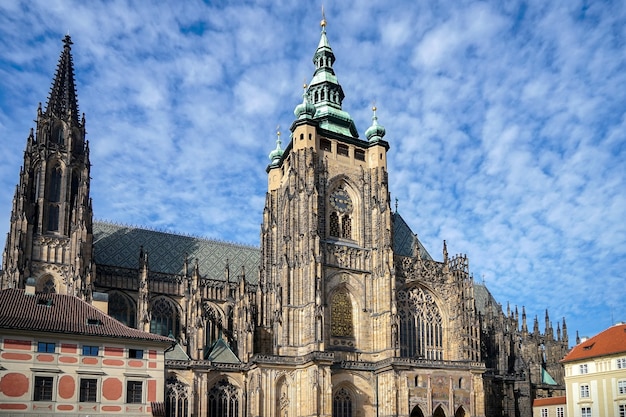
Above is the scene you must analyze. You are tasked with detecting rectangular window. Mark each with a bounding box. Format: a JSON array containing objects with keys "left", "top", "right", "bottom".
[
  {"left": 129, "top": 349, "right": 144, "bottom": 359},
  {"left": 337, "top": 143, "right": 349, "bottom": 157},
  {"left": 580, "top": 364, "right": 588, "bottom": 374},
  {"left": 354, "top": 149, "right": 365, "bottom": 161},
  {"left": 37, "top": 342, "right": 55, "bottom": 353},
  {"left": 541, "top": 408, "right": 548, "bottom": 417},
  {"left": 619, "top": 404, "right": 626, "bottom": 417},
  {"left": 34, "top": 376, "right": 54, "bottom": 401},
  {"left": 82, "top": 345, "right": 99, "bottom": 356},
  {"left": 581, "top": 384, "right": 590, "bottom": 398},
  {"left": 320, "top": 138, "right": 332, "bottom": 152},
  {"left": 80, "top": 378, "right": 98, "bottom": 402},
  {"left": 618, "top": 358, "right": 626, "bottom": 369},
  {"left": 581, "top": 407, "right": 592, "bottom": 417},
  {"left": 556, "top": 407, "right": 564, "bottom": 417},
  {"left": 127, "top": 381, "right": 143, "bottom": 404},
  {"left": 618, "top": 380, "right": 626, "bottom": 395}
]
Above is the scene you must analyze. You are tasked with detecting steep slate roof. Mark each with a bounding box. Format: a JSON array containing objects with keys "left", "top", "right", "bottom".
[
  {"left": 0, "top": 288, "right": 173, "bottom": 344},
  {"left": 393, "top": 212, "right": 433, "bottom": 260},
  {"left": 93, "top": 221, "right": 260, "bottom": 283},
  {"left": 561, "top": 323, "right": 626, "bottom": 363}
]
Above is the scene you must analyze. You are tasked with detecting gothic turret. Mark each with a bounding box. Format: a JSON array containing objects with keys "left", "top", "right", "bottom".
[{"left": 1, "top": 35, "right": 93, "bottom": 296}]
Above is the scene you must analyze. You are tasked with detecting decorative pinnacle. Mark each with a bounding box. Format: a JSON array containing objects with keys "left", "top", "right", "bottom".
[{"left": 321, "top": 5, "right": 327, "bottom": 29}]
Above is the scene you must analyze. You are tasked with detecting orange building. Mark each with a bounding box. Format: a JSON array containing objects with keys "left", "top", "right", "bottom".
[{"left": 0, "top": 285, "right": 173, "bottom": 416}]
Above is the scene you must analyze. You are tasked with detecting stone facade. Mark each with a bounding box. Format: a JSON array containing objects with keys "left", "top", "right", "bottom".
[{"left": 1, "top": 26, "right": 570, "bottom": 417}]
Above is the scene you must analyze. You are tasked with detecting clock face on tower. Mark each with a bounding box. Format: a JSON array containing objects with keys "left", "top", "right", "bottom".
[{"left": 330, "top": 188, "right": 353, "bottom": 213}]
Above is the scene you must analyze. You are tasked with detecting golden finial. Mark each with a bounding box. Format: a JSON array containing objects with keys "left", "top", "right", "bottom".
[
  {"left": 321, "top": 5, "right": 327, "bottom": 28},
  {"left": 276, "top": 125, "right": 281, "bottom": 137},
  {"left": 303, "top": 78, "right": 308, "bottom": 90}
]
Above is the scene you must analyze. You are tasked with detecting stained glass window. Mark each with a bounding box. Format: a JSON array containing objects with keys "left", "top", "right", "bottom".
[
  {"left": 208, "top": 379, "right": 238, "bottom": 417},
  {"left": 331, "top": 289, "right": 353, "bottom": 337},
  {"left": 398, "top": 286, "right": 444, "bottom": 360}
]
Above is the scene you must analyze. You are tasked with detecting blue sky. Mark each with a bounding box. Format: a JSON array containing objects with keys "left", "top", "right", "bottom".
[{"left": 0, "top": 0, "right": 624, "bottom": 343}]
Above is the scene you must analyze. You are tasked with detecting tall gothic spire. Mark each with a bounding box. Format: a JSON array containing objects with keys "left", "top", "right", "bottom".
[
  {"left": 305, "top": 16, "right": 359, "bottom": 138},
  {"left": 45, "top": 34, "right": 80, "bottom": 124}
]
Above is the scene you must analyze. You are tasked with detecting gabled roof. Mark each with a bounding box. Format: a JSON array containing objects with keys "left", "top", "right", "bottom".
[
  {"left": 93, "top": 221, "right": 260, "bottom": 283},
  {"left": 205, "top": 338, "right": 240, "bottom": 364},
  {"left": 0, "top": 288, "right": 173, "bottom": 344},
  {"left": 561, "top": 323, "right": 626, "bottom": 363}
]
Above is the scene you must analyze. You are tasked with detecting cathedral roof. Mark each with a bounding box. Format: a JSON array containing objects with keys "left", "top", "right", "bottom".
[
  {"left": 45, "top": 35, "right": 80, "bottom": 124},
  {"left": 205, "top": 337, "right": 240, "bottom": 363},
  {"left": 392, "top": 212, "right": 433, "bottom": 260},
  {"left": 93, "top": 221, "right": 260, "bottom": 283},
  {"left": 561, "top": 323, "right": 626, "bottom": 363},
  {"left": 0, "top": 288, "right": 173, "bottom": 344}
]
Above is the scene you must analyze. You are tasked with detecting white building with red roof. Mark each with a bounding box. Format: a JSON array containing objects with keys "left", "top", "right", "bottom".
[{"left": 561, "top": 323, "right": 626, "bottom": 417}]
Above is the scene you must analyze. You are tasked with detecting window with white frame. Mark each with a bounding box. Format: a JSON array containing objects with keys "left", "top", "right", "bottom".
[
  {"left": 580, "top": 364, "right": 588, "bottom": 374},
  {"left": 556, "top": 406, "right": 564, "bottom": 417},
  {"left": 618, "top": 380, "right": 626, "bottom": 395},
  {"left": 619, "top": 404, "right": 626, "bottom": 417},
  {"left": 581, "top": 384, "right": 590, "bottom": 398},
  {"left": 618, "top": 358, "right": 626, "bottom": 369},
  {"left": 541, "top": 408, "right": 548, "bottom": 417},
  {"left": 581, "top": 407, "right": 591, "bottom": 417}
]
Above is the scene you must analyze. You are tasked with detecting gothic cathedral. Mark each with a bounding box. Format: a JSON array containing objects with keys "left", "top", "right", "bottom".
[{"left": 1, "top": 22, "right": 570, "bottom": 417}]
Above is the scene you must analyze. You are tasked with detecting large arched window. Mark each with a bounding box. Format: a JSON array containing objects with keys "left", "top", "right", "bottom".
[
  {"left": 150, "top": 297, "right": 179, "bottom": 337},
  {"left": 331, "top": 288, "right": 353, "bottom": 337},
  {"left": 40, "top": 276, "right": 57, "bottom": 294},
  {"left": 166, "top": 377, "right": 189, "bottom": 417},
  {"left": 203, "top": 303, "right": 223, "bottom": 351},
  {"left": 46, "top": 165, "right": 62, "bottom": 232},
  {"left": 333, "top": 387, "right": 354, "bottom": 417},
  {"left": 109, "top": 292, "right": 136, "bottom": 328},
  {"left": 398, "top": 286, "right": 444, "bottom": 360},
  {"left": 51, "top": 125, "right": 64, "bottom": 145},
  {"left": 208, "top": 379, "right": 238, "bottom": 417}
]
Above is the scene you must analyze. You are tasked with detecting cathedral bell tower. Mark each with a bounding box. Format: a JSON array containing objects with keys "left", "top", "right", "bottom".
[
  {"left": 257, "top": 18, "right": 395, "bottom": 361},
  {"left": 1, "top": 35, "right": 93, "bottom": 297}
]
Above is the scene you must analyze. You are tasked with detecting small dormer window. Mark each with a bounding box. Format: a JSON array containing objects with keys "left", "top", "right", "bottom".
[{"left": 86, "top": 318, "right": 102, "bottom": 326}]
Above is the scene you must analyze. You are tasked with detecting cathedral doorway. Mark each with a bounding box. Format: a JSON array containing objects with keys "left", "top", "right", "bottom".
[
  {"left": 409, "top": 405, "right": 425, "bottom": 417},
  {"left": 455, "top": 406, "right": 466, "bottom": 417}
]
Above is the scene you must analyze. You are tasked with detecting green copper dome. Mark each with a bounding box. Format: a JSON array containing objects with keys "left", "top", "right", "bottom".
[
  {"left": 365, "top": 107, "right": 386, "bottom": 142},
  {"left": 294, "top": 85, "right": 316, "bottom": 119},
  {"left": 268, "top": 131, "right": 284, "bottom": 165}
]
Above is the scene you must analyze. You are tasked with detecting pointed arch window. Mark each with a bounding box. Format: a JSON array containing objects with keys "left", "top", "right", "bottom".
[
  {"left": 203, "top": 303, "right": 223, "bottom": 350},
  {"left": 41, "top": 277, "right": 57, "bottom": 294},
  {"left": 333, "top": 387, "right": 354, "bottom": 417},
  {"left": 150, "top": 297, "right": 179, "bottom": 337},
  {"left": 330, "top": 212, "right": 340, "bottom": 237},
  {"left": 51, "top": 125, "right": 64, "bottom": 145},
  {"left": 46, "top": 165, "right": 62, "bottom": 232},
  {"left": 109, "top": 292, "right": 136, "bottom": 328},
  {"left": 398, "top": 286, "right": 444, "bottom": 360},
  {"left": 208, "top": 379, "right": 239, "bottom": 417},
  {"left": 165, "top": 377, "right": 189, "bottom": 417},
  {"left": 331, "top": 288, "right": 353, "bottom": 338}
]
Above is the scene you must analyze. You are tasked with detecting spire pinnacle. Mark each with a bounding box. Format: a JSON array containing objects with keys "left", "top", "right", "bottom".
[
  {"left": 268, "top": 126, "right": 284, "bottom": 165},
  {"left": 45, "top": 35, "right": 80, "bottom": 124},
  {"left": 321, "top": 5, "right": 327, "bottom": 30}
]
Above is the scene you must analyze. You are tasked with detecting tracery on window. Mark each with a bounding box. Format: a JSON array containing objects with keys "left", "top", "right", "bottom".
[
  {"left": 109, "top": 291, "right": 136, "bottom": 328},
  {"left": 51, "top": 125, "right": 64, "bottom": 145},
  {"left": 341, "top": 215, "right": 351, "bottom": 238},
  {"left": 166, "top": 377, "right": 189, "bottom": 417},
  {"left": 398, "top": 286, "right": 444, "bottom": 360},
  {"left": 41, "top": 276, "right": 57, "bottom": 294},
  {"left": 333, "top": 387, "right": 354, "bottom": 417},
  {"left": 203, "top": 303, "right": 223, "bottom": 351},
  {"left": 150, "top": 297, "right": 179, "bottom": 337},
  {"left": 208, "top": 379, "right": 239, "bottom": 417},
  {"left": 330, "top": 212, "right": 340, "bottom": 237},
  {"left": 331, "top": 288, "right": 353, "bottom": 337}
]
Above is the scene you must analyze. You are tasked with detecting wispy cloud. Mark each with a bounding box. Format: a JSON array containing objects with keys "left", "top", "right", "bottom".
[{"left": 0, "top": 0, "right": 624, "bottom": 340}]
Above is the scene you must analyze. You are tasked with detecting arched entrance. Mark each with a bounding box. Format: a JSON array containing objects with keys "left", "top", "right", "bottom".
[{"left": 410, "top": 405, "right": 425, "bottom": 417}]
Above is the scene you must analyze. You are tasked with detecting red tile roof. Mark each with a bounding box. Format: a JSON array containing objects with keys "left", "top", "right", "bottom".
[
  {"left": 533, "top": 396, "right": 566, "bottom": 407},
  {"left": 561, "top": 323, "right": 626, "bottom": 363},
  {"left": 0, "top": 288, "right": 173, "bottom": 344}
]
